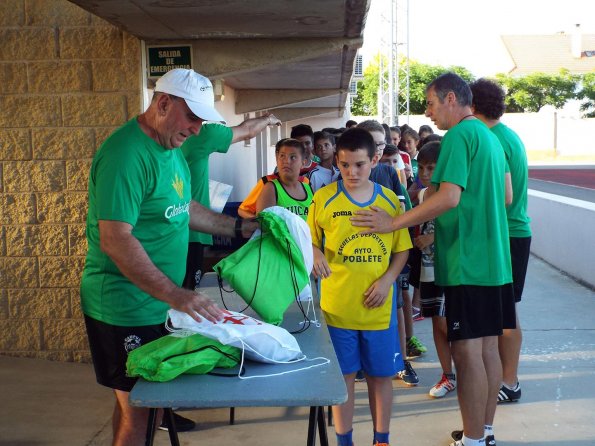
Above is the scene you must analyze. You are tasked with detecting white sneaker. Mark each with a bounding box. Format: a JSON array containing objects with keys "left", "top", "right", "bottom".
[{"left": 429, "top": 373, "right": 456, "bottom": 398}]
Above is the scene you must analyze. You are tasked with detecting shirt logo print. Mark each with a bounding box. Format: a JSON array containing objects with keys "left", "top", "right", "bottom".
[{"left": 172, "top": 173, "right": 184, "bottom": 199}]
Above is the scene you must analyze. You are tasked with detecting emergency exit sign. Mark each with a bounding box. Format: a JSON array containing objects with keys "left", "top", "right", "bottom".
[{"left": 147, "top": 45, "right": 192, "bottom": 77}]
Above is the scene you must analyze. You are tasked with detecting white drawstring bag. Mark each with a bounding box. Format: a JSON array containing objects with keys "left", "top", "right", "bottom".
[{"left": 167, "top": 309, "right": 304, "bottom": 364}]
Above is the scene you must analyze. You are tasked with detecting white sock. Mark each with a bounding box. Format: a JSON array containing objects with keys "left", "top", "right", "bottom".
[
  {"left": 462, "top": 434, "right": 484, "bottom": 446},
  {"left": 503, "top": 381, "right": 519, "bottom": 390},
  {"left": 484, "top": 424, "right": 493, "bottom": 436}
]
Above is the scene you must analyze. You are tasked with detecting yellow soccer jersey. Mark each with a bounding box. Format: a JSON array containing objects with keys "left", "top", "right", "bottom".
[{"left": 307, "top": 180, "right": 412, "bottom": 330}]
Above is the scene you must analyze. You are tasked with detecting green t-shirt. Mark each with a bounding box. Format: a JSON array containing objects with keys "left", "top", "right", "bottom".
[
  {"left": 271, "top": 179, "right": 313, "bottom": 221},
  {"left": 491, "top": 122, "right": 532, "bottom": 238},
  {"left": 431, "top": 119, "right": 512, "bottom": 287},
  {"left": 81, "top": 118, "right": 192, "bottom": 326},
  {"left": 181, "top": 123, "right": 233, "bottom": 244}
]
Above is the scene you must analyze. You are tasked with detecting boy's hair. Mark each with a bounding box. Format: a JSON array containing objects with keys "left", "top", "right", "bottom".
[
  {"left": 417, "top": 141, "right": 441, "bottom": 165},
  {"left": 345, "top": 119, "right": 357, "bottom": 128},
  {"left": 389, "top": 126, "right": 401, "bottom": 136},
  {"left": 381, "top": 123, "right": 392, "bottom": 143},
  {"left": 275, "top": 138, "right": 306, "bottom": 157},
  {"left": 382, "top": 144, "right": 399, "bottom": 157},
  {"left": 470, "top": 78, "right": 506, "bottom": 120},
  {"left": 420, "top": 133, "right": 442, "bottom": 147},
  {"left": 313, "top": 130, "right": 336, "bottom": 146},
  {"left": 356, "top": 119, "right": 385, "bottom": 135},
  {"left": 427, "top": 72, "right": 473, "bottom": 107},
  {"left": 336, "top": 128, "right": 376, "bottom": 160},
  {"left": 418, "top": 124, "right": 434, "bottom": 135},
  {"left": 402, "top": 127, "right": 420, "bottom": 142},
  {"left": 290, "top": 124, "right": 314, "bottom": 139}
]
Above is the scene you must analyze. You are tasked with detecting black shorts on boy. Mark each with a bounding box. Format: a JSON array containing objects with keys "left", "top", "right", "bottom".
[
  {"left": 419, "top": 281, "right": 445, "bottom": 317},
  {"left": 444, "top": 284, "right": 516, "bottom": 341},
  {"left": 84, "top": 315, "right": 168, "bottom": 391},
  {"left": 510, "top": 236, "right": 531, "bottom": 302}
]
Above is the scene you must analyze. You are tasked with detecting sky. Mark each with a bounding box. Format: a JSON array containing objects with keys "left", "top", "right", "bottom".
[{"left": 361, "top": 0, "right": 595, "bottom": 77}]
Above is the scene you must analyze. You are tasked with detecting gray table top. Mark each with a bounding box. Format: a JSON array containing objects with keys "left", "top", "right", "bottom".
[{"left": 129, "top": 273, "right": 347, "bottom": 409}]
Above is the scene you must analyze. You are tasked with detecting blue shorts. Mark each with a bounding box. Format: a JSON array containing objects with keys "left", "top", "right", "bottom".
[{"left": 327, "top": 324, "right": 403, "bottom": 377}]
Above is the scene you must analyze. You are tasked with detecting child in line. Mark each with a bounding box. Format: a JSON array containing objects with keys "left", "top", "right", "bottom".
[
  {"left": 309, "top": 131, "right": 340, "bottom": 192},
  {"left": 308, "top": 128, "right": 412, "bottom": 446},
  {"left": 414, "top": 141, "right": 456, "bottom": 398},
  {"left": 256, "top": 138, "right": 313, "bottom": 220}
]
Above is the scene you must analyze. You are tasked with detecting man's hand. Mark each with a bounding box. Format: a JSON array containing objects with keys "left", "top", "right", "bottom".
[
  {"left": 350, "top": 206, "right": 396, "bottom": 234},
  {"left": 312, "top": 246, "right": 331, "bottom": 279},
  {"left": 263, "top": 112, "right": 281, "bottom": 127},
  {"left": 171, "top": 289, "right": 225, "bottom": 323},
  {"left": 240, "top": 218, "right": 260, "bottom": 239}
]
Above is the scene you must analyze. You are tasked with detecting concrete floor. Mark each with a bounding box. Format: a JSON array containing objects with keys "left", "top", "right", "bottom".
[{"left": 1, "top": 255, "right": 594, "bottom": 446}]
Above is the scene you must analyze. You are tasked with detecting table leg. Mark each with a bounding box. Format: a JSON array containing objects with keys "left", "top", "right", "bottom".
[
  {"left": 317, "top": 406, "right": 329, "bottom": 446},
  {"left": 144, "top": 408, "right": 157, "bottom": 446},
  {"left": 307, "top": 406, "right": 318, "bottom": 446},
  {"left": 163, "top": 408, "right": 181, "bottom": 446}
]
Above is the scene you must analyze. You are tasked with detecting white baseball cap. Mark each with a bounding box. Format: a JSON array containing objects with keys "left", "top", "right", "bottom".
[{"left": 155, "top": 68, "right": 225, "bottom": 123}]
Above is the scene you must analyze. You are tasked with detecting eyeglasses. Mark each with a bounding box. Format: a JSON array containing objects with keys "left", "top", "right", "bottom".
[{"left": 375, "top": 142, "right": 386, "bottom": 148}]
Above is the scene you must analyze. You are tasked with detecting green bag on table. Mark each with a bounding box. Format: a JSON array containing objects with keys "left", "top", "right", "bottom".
[
  {"left": 213, "top": 209, "right": 310, "bottom": 325},
  {"left": 126, "top": 332, "right": 240, "bottom": 382}
]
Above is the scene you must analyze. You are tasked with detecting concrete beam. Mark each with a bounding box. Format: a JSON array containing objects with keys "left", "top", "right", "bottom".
[
  {"left": 236, "top": 89, "right": 343, "bottom": 114},
  {"left": 144, "top": 37, "right": 363, "bottom": 78},
  {"left": 269, "top": 107, "right": 343, "bottom": 122}
]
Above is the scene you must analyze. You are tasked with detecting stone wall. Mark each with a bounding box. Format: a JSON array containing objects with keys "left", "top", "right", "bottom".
[{"left": 0, "top": 0, "right": 141, "bottom": 362}]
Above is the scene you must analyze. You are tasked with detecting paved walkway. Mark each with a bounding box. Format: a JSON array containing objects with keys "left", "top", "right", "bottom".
[{"left": 1, "top": 255, "right": 594, "bottom": 445}]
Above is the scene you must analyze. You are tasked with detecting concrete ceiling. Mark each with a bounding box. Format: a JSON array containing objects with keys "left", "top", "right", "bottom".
[{"left": 68, "top": 0, "right": 370, "bottom": 120}]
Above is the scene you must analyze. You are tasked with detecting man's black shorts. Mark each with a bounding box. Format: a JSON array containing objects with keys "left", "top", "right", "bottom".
[
  {"left": 444, "top": 284, "right": 516, "bottom": 342},
  {"left": 510, "top": 236, "right": 531, "bottom": 303},
  {"left": 84, "top": 315, "right": 167, "bottom": 392},
  {"left": 183, "top": 242, "right": 206, "bottom": 290}
]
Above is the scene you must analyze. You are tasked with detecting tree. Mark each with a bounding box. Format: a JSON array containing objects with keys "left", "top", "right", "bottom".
[
  {"left": 350, "top": 56, "right": 474, "bottom": 116},
  {"left": 495, "top": 69, "right": 579, "bottom": 112},
  {"left": 577, "top": 72, "right": 595, "bottom": 118}
]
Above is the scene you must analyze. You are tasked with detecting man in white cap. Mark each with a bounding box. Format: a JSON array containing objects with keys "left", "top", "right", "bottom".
[{"left": 80, "top": 68, "right": 257, "bottom": 445}]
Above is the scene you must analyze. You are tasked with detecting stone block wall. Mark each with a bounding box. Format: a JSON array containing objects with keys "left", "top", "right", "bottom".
[{"left": 0, "top": 0, "right": 142, "bottom": 362}]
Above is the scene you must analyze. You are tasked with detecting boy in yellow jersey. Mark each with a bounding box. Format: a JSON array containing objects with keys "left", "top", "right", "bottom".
[{"left": 307, "top": 128, "right": 412, "bottom": 446}]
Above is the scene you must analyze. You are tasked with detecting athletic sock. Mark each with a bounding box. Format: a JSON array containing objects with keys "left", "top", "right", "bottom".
[
  {"left": 374, "top": 430, "right": 389, "bottom": 444},
  {"left": 336, "top": 429, "right": 353, "bottom": 446},
  {"left": 445, "top": 372, "right": 456, "bottom": 380},
  {"left": 484, "top": 424, "right": 494, "bottom": 437},
  {"left": 462, "top": 434, "right": 484, "bottom": 446},
  {"left": 503, "top": 381, "right": 519, "bottom": 391}
]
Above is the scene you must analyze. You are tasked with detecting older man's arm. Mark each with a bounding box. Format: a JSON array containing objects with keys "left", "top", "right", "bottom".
[
  {"left": 351, "top": 182, "right": 462, "bottom": 234},
  {"left": 231, "top": 112, "right": 281, "bottom": 143},
  {"left": 189, "top": 200, "right": 258, "bottom": 239},
  {"left": 98, "top": 220, "right": 223, "bottom": 322}
]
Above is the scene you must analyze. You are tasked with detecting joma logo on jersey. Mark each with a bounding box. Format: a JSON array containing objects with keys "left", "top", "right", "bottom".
[
  {"left": 332, "top": 210, "right": 352, "bottom": 218},
  {"left": 171, "top": 173, "right": 184, "bottom": 199}
]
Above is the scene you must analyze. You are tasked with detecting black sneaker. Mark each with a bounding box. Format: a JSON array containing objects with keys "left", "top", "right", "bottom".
[
  {"left": 158, "top": 412, "right": 196, "bottom": 432},
  {"left": 394, "top": 360, "right": 419, "bottom": 386},
  {"left": 497, "top": 382, "right": 521, "bottom": 403},
  {"left": 451, "top": 430, "right": 497, "bottom": 446},
  {"left": 451, "top": 430, "right": 463, "bottom": 441}
]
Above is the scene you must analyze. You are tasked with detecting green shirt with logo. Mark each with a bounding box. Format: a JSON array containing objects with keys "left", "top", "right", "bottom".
[
  {"left": 81, "top": 118, "right": 191, "bottom": 326},
  {"left": 431, "top": 119, "right": 512, "bottom": 287},
  {"left": 271, "top": 179, "right": 313, "bottom": 220}
]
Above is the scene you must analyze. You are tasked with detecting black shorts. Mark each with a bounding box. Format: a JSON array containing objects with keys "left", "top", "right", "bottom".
[
  {"left": 408, "top": 248, "right": 421, "bottom": 289},
  {"left": 183, "top": 242, "right": 206, "bottom": 290},
  {"left": 396, "top": 282, "right": 404, "bottom": 309},
  {"left": 419, "top": 281, "right": 445, "bottom": 317},
  {"left": 444, "top": 284, "right": 516, "bottom": 342},
  {"left": 84, "top": 315, "right": 167, "bottom": 392},
  {"left": 510, "top": 236, "right": 531, "bottom": 303}
]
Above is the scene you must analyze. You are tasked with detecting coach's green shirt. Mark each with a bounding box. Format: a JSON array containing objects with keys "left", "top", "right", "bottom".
[
  {"left": 81, "top": 118, "right": 191, "bottom": 326},
  {"left": 432, "top": 119, "right": 512, "bottom": 286},
  {"left": 492, "top": 122, "right": 532, "bottom": 238}
]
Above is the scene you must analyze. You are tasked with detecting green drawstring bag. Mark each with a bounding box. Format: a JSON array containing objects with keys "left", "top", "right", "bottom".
[
  {"left": 126, "top": 332, "right": 240, "bottom": 382},
  {"left": 213, "top": 210, "right": 310, "bottom": 325}
]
